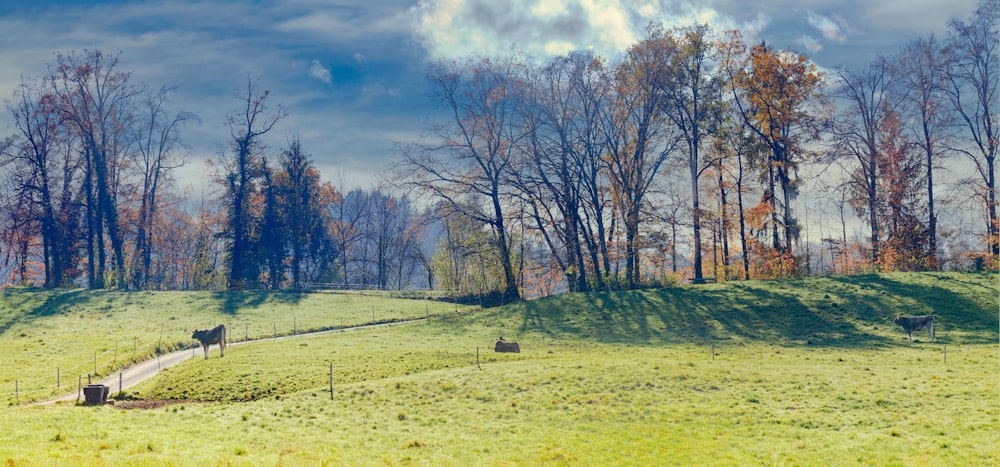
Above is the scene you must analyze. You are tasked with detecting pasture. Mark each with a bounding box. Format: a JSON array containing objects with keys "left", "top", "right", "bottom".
[{"left": 0, "top": 272, "right": 997, "bottom": 465}]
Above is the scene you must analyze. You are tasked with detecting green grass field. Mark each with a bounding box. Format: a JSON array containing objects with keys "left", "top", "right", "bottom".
[{"left": 0, "top": 272, "right": 997, "bottom": 465}]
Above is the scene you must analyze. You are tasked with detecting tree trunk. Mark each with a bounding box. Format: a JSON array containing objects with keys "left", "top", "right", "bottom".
[
  {"left": 691, "top": 158, "right": 704, "bottom": 281},
  {"left": 736, "top": 150, "right": 750, "bottom": 280}
]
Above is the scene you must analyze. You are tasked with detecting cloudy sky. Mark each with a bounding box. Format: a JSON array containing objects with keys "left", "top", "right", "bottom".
[{"left": 0, "top": 0, "right": 980, "bottom": 191}]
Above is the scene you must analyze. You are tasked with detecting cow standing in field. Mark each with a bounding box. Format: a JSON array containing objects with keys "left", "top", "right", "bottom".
[
  {"left": 894, "top": 315, "right": 935, "bottom": 341},
  {"left": 192, "top": 324, "right": 227, "bottom": 358}
]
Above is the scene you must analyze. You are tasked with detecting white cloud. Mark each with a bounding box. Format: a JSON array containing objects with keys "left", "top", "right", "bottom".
[
  {"left": 408, "top": 0, "right": 755, "bottom": 61},
  {"left": 799, "top": 35, "right": 823, "bottom": 53},
  {"left": 807, "top": 11, "right": 847, "bottom": 43},
  {"left": 308, "top": 60, "right": 332, "bottom": 85},
  {"left": 531, "top": 0, "right": 569, "bottom": 18}
]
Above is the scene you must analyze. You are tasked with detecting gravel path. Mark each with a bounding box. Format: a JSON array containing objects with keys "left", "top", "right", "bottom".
[{"left": 40, "top": 318, "right": 425, "bottom": 405}]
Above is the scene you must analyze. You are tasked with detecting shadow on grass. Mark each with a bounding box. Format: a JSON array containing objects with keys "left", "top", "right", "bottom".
[
  {"left": 214, "top": 290, "right": 308, "bottom": 315},
  {"left": 825, "top": 274, "right": 998, "bottom": 344},
  {"left": 509, "top": 272, "right": 998, "bottom": 347},
  {"left": 0, "top": 288, "right": 100, "bottom": 334}
]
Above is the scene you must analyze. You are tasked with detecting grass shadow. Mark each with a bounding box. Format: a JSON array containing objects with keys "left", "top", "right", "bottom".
[
  {"left": 507, "top": 272, "right": 997, "bottom": 348},
  {"left": 0, "top": 288, "right": 100, "bottom": 334},
  {"left": 214, "top": 290, "right": 308, "bottom": 315}
]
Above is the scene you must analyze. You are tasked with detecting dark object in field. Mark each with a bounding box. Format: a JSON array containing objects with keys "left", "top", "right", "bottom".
[
  {"left": 495, "top": 336, "right": 520, "bottom": 353},
  {"left": 83, "top": 384, "right": 109, "bottom": 405},
  {"left": 894, "top": 315, "right": 935, "bottom": 341},
  {"left": 192, "top": 324, "right": 227, "bottom": 358}
]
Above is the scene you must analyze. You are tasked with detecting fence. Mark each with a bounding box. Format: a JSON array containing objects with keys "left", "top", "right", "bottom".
[{"left": 5, "top": 300, "right": 475, "bottom": 406}]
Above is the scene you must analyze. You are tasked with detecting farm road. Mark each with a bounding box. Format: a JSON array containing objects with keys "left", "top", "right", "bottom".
[{"left": 43, "top": 318, "right": 425, "bottom": 405}]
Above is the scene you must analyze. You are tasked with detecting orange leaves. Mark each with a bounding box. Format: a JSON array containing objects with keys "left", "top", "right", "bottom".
[{"left": 744, "top": 200, "right": 774, "bottom": 232}]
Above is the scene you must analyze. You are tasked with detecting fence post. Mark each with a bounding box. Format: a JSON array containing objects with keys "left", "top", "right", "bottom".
[
  {"left": 15, "top": 379, "right": 18, "bottom": 404},
  {"left": 944, "top": 345, "right": 947, "bottom": 364},
  {"left": 273, "top": 322, "right": 277, "bottom": 341},
  {"left": 245, "top": 324, "right": 249, "bottom": 342},
  {"left": 329, "top": 363, "right": 334, "bottom": 400},
  {"left": 476, "top": 346, "right": 481, "bottom": 370}
]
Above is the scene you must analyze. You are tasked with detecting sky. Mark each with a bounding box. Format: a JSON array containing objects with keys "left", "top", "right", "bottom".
[{"left": 0, "top": 0, "right": 982, "bottom": 193}]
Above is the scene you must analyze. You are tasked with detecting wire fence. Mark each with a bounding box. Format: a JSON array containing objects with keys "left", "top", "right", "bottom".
[{"left": 4, "top": 302, "right": 478, "bottom": 406}]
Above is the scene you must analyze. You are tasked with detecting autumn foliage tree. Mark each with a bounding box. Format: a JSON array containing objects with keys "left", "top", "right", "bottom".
[{"left": 721, "top": 32, "right": 826, "bottom": 269}]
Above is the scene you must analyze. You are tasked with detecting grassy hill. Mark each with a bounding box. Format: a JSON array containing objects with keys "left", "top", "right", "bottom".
[
  {"left": 0, "top": 272, "right": 996, "bottom": 465},
  {"left": 500, "top": 272, "right": 998, "bottom": 345}
]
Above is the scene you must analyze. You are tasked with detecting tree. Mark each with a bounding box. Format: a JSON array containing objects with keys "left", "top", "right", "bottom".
[
  {"left": 362, "top": 188, "right": 418, "bottom": 290},
  {"left": 716, "top": 116, "right": 761, "bottom": 280},
  {"left": 895, "top": 35, "right": 951, "bottom": 270},
  {"left": 276, "top": 138, "right": 333, "bottom": 289},
  {"left": 259, "top": 156, "right": 285, "bottom": 289},
  {"left": 430, "top": 204, "right": 505, "bottom": 297},
  {"left": 331, "top": 187, "right": 368, "bottom": 285},
  {"left": 660, "top": 24, "right": 723, "bottom": 281},
  {"left": 721, "top": 32, "right": 826, "bottom": 263},
  {"left": 402, "top": 53, "right": 528, "bottom": 300},
  {"left": 602, "top": 28, "right": 682, "bottom": 288},
  {"left": 130, "top": 86, "right": 195, "bottom": 289},
  {"left": 517, "top": 51, "right": 598, "bottom": 292},
  {"left": 565, "top": 53, "right": 616, "bottom": 290},
  {"left": 51, "top": 50, "right": 139, "bottom": 288},
  {"left": 4, "top": 77, "right": 82, "bottom": 287},
  {"left": 944, "top": 0, "right": 999, "bottom": 258},
  {"left": 833, "top": 57, "right": 901, "bottom": 267},
  {"left": 219, "top": 76, "right": 285, "bottom": 289},
  {"left": 877, "top": 108, "right": 930, "bottom": 270}
]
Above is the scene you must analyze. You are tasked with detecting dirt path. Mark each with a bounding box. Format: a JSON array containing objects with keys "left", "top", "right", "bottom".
[{"left": 41, "top": 318, "right": 426, "bottom": 405}]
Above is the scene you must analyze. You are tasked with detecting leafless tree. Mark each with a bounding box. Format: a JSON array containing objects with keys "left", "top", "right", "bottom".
[
  {"left": 944, "top": 0, "right": 999, "bottom": 257},
  {"left": 401, "top": 52, "right": 528, "bottom": 300}
]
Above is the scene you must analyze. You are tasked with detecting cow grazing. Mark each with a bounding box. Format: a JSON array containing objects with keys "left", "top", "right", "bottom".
[
  {"left": 495, "top": 336, "right": 520, "bottom": 353},
  {"left": 192, "top": 324, "right": 227, "bottom": 358},
  {"left": 894, "top": 315, "right": 935, "bottom": 341}
]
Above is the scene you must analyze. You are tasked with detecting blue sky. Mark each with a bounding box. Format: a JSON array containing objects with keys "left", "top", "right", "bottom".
[{"left": 0, "top": 0, "right": 979, "bottom": 191}]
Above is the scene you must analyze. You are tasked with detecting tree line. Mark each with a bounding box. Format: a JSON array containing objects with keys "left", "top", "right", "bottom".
[
  {"left": 0, "top": 65, "right": 429, "bottom": 290},
  {"left": 401, "top": 0, "right": 998, "bottom": 299},
  {"left": 0, "top": 1, "right": 996, "bottom": 297}
]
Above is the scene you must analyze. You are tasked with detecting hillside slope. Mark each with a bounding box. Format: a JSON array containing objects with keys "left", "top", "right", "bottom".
[{"left": 493, "top": 272, "right": 998, "bottom": 346}]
